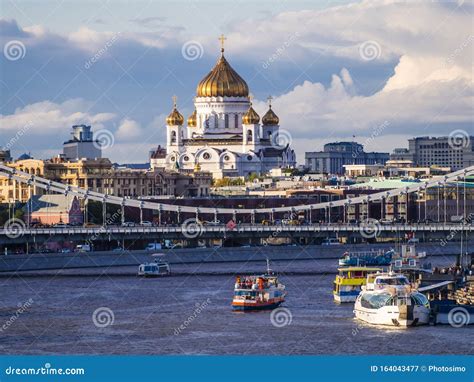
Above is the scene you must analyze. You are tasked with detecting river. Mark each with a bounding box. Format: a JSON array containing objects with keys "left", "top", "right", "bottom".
[{"left": 0, "top": 256, "right": 471, "bottom": 355}]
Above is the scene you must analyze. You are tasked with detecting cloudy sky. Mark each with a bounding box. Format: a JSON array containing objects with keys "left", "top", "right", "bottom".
[{"left": 0, "top": 0, "right": 472, "bottom": 164}]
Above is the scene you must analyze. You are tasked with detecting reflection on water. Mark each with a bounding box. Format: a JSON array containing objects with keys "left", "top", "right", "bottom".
[{"left": 0, "top": 257, "right": 470, "bottom": 355}]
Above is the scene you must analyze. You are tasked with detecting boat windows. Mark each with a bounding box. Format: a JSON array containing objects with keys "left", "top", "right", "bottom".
[
  {"left": 376, "top": 277, "right": 409, "bottom": 286},
  {"left": 235, "top": 291, "right": 257, "bottom": 297},
  {"left": 360, "top": 293, "right": 392, "bottom": 309},
  {"left": 385, "top": 296, "right": 411, "bottom": 306},
  {"left": 411, "top": 293, "right": 429, "bottom": 307}
]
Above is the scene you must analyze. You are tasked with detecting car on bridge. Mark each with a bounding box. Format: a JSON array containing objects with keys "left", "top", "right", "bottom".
[
  {"left": 322, "top": 238, "right": 341, "bottom": 246},
  {"left": 75, "top": 244, "right": 91, "bottom": 252}
]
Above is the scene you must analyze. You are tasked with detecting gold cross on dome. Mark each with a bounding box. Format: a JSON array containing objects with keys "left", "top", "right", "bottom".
[
  {"left": 172, "top": 95, "right": 177, "bottom": 107},
  {"left": 267, "top": 95, "right": 273, "bottom": 107},
  {"left": 219, "top": 34, "right": 226, "bottom": 52}
]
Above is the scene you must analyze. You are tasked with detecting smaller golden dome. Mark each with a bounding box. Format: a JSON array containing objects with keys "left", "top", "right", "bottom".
[
  {"left": 187, "top": 109, "right": 197, "bottom": 127},
  {"left": 262, "top": 106, "right": 279, "bottom": 125},
  {"left": 166, "top": 96, "right": 184, "bottom": 126},
  {"left": 242, "top": 104, "right": 260, "bottom": 125},
  {"left": 194, "top": 162, "right": 201, "bottom": 172}
]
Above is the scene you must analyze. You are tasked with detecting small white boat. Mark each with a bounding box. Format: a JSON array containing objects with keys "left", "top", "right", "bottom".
[
  {"left": 138, "top": 253, "right": 170, "bottom": 277},
  {"left": 354, "top": 272, "right": 430, "bottom": 327}
]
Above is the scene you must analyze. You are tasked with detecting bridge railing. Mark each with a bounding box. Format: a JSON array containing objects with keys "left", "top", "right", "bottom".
[
  {"left": 1, "top": 163, "right": 473, "bottom": 215},
  {"left": 1, "top": 223, "right": 473, "bottom": 236}
]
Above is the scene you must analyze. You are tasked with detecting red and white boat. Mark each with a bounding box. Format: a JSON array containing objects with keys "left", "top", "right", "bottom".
[{"left": 231, "top": 260, "right": 286, "bottom": 311}]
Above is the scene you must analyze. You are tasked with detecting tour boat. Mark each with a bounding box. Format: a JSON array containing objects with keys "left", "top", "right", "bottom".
[
  {"left": 391, "top": 244, "right": 427, "bottom": 270},
  {"left": 338, "top": 249, "right": 393, "bottom": 267},
  {"left": 390, "top": 244, "right": 432, "bottom": 283},
  {"left": 333, "top": 267, "right": 382, "bottom": 303},
  {"left": 354, "top": 272, "right": 430, "bottom": 327},
  {"left": 231, "top": 260, "right": 286, "bottom": 311},
  {"left": 138, "top": 253, "right": 170, "bottom": 277}
]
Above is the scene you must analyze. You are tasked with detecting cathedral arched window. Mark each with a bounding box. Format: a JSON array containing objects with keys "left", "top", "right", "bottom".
[
  {"left": 234, "top": 114, "right": 238, "bottom": 129},
  {"left": 225, "top": 114, "right": 229, "bottom": 129},
  {"left": 171, "top": 131, "right": 176, "bottom": 144},
  {"left": 268, "top": 131, "right": 272, "bottom": 140},
  {"left": 214, "top": 114, "right": 218, "bottom": 129},
  {"left": 247, "top": 130, "right": 252, "bottom": 143}
]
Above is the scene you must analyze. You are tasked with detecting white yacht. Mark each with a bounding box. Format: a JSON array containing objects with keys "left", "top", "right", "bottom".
[
  {"left": 138, "top": 253, "right": 171, "bottom": 277},
  {"left": 354, "top": 272, "right": 430, "bottom": 327}
]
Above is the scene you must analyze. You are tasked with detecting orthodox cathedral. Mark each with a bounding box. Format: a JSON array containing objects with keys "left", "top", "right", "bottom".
[{"left": 151, "top": 36, "right": 296, "bottom": 179}]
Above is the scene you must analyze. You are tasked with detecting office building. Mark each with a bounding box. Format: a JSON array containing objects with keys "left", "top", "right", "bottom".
[{"left": 305, "top": 142, "right": 389, "bottom": 175}]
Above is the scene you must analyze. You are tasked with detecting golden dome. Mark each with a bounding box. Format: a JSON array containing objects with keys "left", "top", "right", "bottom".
[
  {"left": 187, "top": 109, "right": 197, "bottom": 127},
  {"left": 196, "top": 38, "right": 249, "bottom": 98},
  {"left": 166, "top": 96, "right": 184, "bottom": 126},
  {"left": 194, "top": 162, "right": 201, "bottom": 172},
  {"left": 262, "top": 104, "right": 279, "bottom": 125},
  {"left": 242, "top": 104, "right": 260, "bottom": 124}
]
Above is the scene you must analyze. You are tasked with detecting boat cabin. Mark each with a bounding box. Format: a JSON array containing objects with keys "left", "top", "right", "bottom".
[
  {"left": 337, "top": 267, "right": 382, "bottom": 279},
  {"left": 365, "top": 273, "right": 410, "bottom": 291}
]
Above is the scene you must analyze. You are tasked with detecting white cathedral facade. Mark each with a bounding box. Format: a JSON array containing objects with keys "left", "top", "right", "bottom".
[{"left": 151, "top": 37, "right": 296, "bottom": 179}]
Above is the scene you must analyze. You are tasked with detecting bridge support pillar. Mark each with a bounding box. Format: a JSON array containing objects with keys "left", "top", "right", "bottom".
[{"left": 102, "top": 199, "right": 107, "bottom": 226}]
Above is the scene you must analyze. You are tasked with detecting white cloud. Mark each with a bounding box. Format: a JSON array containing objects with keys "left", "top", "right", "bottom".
[
  {"left": 241, "top": 0, "right": 473, "bottom": 162},
  {"left": 0, "top": 99, "right": 116, "bottom": 132},
  {"left": 254, "top": 66, "right": 472, "bottom": 162},
  {"left": 0, "top": 0, "right": 472, "bottom": 165},
  {"left": 116, "top": 118, "right": 142, "bottom": 139}
]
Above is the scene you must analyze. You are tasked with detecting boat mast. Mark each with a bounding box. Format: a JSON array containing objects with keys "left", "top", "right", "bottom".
[{"left": 266, "top": 258, "right": 273, "bottom": 275}]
